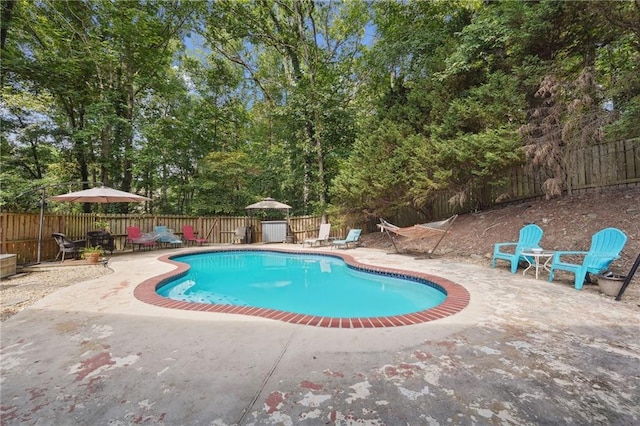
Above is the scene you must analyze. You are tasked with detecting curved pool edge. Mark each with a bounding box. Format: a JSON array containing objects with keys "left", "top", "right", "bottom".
[{"left": 133, "top": 247, "right": 470, "bottom": 328}]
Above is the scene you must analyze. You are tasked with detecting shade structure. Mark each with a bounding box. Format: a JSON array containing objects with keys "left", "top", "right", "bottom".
[
  {"left": 245, "top": 197, "right": 291, "bottom": 210},
  {"left": 245, "top": 198, "right": 292, "bottom": 243},
  {"left": 49, "top": 186, "right": 151, "bottom": 203},
  {"left": 38, "top": 185, "right": 150, "bottom": 264}
]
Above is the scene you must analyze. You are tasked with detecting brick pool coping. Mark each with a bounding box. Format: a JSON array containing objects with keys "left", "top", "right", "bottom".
[{"left": 133, "top": 247, "right": 470, "bottom": 328}]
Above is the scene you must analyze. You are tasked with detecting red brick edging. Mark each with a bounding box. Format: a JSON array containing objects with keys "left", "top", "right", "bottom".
[{"left": 133, "top": 247, "right": 470, "bottom": 328}]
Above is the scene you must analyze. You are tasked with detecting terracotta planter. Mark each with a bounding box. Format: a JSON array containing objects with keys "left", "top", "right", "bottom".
[
  {"left": 85, "top": 253, "right": 101, "bottom": 264},
  {"left": 596, "top": 272, "right": 626, "bottom": 297}
]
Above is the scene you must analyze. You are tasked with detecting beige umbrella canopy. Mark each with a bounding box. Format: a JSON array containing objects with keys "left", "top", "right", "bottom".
[
  {"left": 245, "top": 197, "right": 291, "bottom": 210},
  {"left": 245, "top": 198, "right": 292, "bottom": 243},
  {"left": 49, "top": 186, "right": 151, "bottom": 203}
]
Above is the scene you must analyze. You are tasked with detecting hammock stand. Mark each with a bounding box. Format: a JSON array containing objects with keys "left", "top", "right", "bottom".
[{"left": 377, "top": 215, "right": 458, "bottom": 258}]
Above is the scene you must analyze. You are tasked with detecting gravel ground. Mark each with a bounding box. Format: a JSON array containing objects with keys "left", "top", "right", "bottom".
[{"left": 1, "top": 265, "right": 113, "bottom": 322}]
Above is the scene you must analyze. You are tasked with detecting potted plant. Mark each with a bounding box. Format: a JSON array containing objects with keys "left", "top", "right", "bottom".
[
  {"left": 596, "top": 271, "right": 627, "bottom": 297},
  {"left": 82, "top": 246, "right": 104, "bottom": 264},
  {"left": 94, "top": 220, "right": 110, "bottom": 231}
]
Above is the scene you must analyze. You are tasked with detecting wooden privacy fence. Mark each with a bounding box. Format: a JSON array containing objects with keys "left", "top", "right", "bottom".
[
  {"left": 0, "top": 213, "right": 344, "bottom": 265},
  {"left": 3, "top": 139, "right": 637, "bottom": 261},
  {"left": 493, "top": 138, "right": 640, "bottom": 201},
  {"left": 390, "top": 138, "right": 640, "bottom": 227}
]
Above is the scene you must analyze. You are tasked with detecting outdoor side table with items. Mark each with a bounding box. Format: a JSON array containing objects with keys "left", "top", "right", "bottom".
[{"left": 521, "top": 248, "right": 554, "bottom": 279}]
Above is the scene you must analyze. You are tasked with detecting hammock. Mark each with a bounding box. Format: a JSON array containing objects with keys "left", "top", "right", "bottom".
[{"left": 377, "top": 215, "right": 458, "bottom": 256}]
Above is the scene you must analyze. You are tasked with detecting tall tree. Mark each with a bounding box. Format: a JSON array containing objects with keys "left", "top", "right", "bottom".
[
  {"left": 199, "top": 0, "right": 368, "bottom": 215},
  {"left": 2, "top": 0, "right": 637, "bottom": 218},
  {"left": 2, "top": 0, "right": 193, "bottom": 211}
]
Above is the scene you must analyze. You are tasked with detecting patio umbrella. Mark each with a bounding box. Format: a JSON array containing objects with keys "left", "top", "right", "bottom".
[
  {"left": 39, "top": 186, "right": 151, "bottom": 263},
  {"left": 49, "top": 186, "right": 151, "bottom": 203},
  {"left": 245, "top": 197, "right": 291, "bottom": 210}
]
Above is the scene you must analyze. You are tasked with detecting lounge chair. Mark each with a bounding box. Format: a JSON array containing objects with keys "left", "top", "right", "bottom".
[
  {"left": 154, "top": 226, "right": 182, "bottom": 247},
  {"left": 331, "top": 229, "right": 362, "bottom": 249},
  {"left": 491, "top": 224, "right": 544, "bottom": 273},
  {"left": 183, "top": 225, "right": 207, "bottom": 246},
  {"left": 126, "top": 226, "right": 157, "bottom": 251},
  {"left": 302, "top": 223, "right": 332, "bottom": 247},
  {"left": 549, "top": 227, "right": 627, "bottom": 289},
  {"left": 52, "top": 233, "right": 86, "bottom": 262},
  {"left": 233, "top": 226, "right": 247, "bottom": 244}
]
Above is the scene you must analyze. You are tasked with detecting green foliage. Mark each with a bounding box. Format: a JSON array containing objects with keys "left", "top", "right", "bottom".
[
  {"left": 190, "top": 151, "right": 252, "bottom": 215},
  {"left": 2, "top": 0, "right": 637, "bottom": 220},
  {"left": 0, "top": 172, "right": 41, "bottom": 212},
  {"left": 199, "top": 0, "right": 367, "bottom": 215},
  {"left": 330, "top": 120, "right": 432, "bottom": 218},
  {"left": 428, "top": 129, "right": 524, "bottom": 207},
  {"left": 82, "top": 245, "right": 104, "bottom": 255},
  {"left": 93, "top": 220, "right": 110, "bottom": 230},
  {"left": 2, "top": 0, "right": 195, "bottom": 213}
]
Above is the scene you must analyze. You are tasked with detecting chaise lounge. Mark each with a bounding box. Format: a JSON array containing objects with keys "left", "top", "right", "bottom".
[
  {"left": 303, "top": 223, "right": 332, "bottom": 247},
  {"left": 331, "top": 229, "right": 362, "bottom": 249}
]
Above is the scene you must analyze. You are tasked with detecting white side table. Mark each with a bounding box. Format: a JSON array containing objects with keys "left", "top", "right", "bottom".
[{"left": 521, "top": 250, "right": 554, "bottom": 279}]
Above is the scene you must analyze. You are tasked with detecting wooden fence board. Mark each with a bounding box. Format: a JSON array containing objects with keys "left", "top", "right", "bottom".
[
  {"left": 627, "top": 140, "right": 637, "bottom": 182},
  {"left": 621, "top": 140, "right": 631, "bottom": 179},
  {"left": 573, "top": 148, "right": 584, "bottom": 189},
  {"left": 590, "top": 144, "right": 599, "bottom": 186},
  {"left": 604, "top": 142, "right": 617, "bottom": 185}
]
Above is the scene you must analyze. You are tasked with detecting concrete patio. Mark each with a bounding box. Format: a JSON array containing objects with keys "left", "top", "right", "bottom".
[{"left": 1, "top": 246, "right": 638, "bottom": 425}]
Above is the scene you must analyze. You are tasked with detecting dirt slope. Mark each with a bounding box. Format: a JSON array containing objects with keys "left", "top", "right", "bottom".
[{"left": 362, "top": 186, "right": 640, "bottom": 306}]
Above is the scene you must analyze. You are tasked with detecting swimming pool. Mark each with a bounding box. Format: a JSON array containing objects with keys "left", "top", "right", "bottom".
[
  {"left": 134, "top": 248, "right": 470, "bottom": 328},
  {"left": 157, "top": 251, "right": 446, "bottom": 317}
]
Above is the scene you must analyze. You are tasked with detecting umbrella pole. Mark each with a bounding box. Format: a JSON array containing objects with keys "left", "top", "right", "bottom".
[
  {"left": 246, "top": 212, "right": 251, "bottom": 244},
  {"left": 21, "top": 181, "right": 102, "bottom": 265},
  {"left": 37, "top": 188, "right": 45, "bottom": 264}
]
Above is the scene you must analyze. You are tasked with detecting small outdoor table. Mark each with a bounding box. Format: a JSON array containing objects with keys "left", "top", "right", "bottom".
[{"left": 521, "top": 250, "right": 554, "bottom": 279}]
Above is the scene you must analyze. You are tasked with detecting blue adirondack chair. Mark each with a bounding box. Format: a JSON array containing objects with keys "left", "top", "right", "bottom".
[
  {"left": 491, "top": 224, "right": 544, "bottom": 273},
  {"left": 331, "top": 229, "right": 362, "bottom": 249},
  {"left": 548, "top": 228, "right": 627, "bottom": 290}
]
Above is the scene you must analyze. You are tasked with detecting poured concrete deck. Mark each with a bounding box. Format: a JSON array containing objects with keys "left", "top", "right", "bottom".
[{"left": 1, "top": 245, "right": 639, "bottom": 425}]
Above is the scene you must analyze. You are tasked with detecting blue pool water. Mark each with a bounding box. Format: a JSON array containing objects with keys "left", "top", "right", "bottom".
[{"left": 157, "top": 251, "right": 446, "bottom": 318}]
